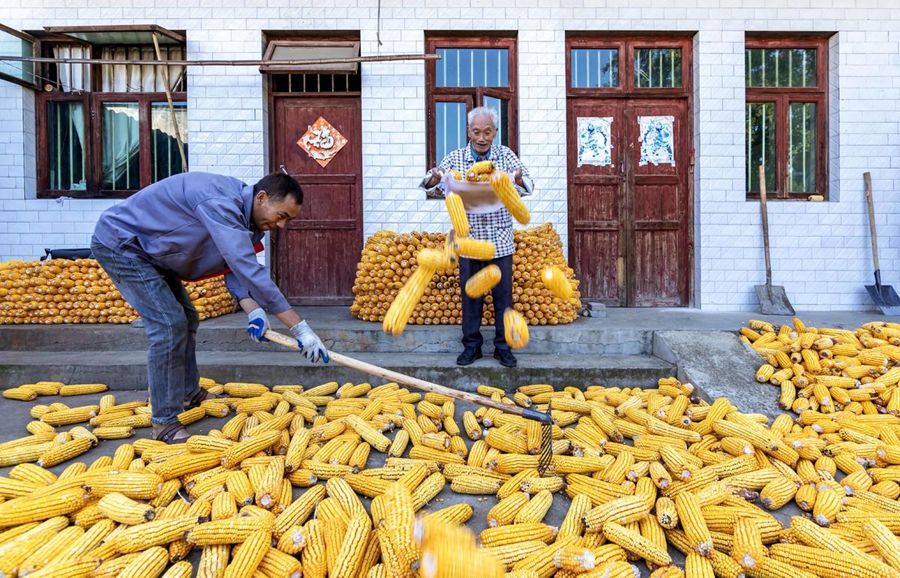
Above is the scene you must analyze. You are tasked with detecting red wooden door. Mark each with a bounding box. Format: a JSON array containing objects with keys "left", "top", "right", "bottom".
[
  {"left": 566, "top": 36, "right": 692, "bottom": 307},
  {"left": 272, "top": 97, "right": 362, "bottom": 305},
  {"left": 567, "top": 100, "right": 627, "bottom": 305}
]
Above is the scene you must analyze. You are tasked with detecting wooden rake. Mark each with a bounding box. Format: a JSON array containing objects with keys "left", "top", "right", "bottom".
[{"left": 263, "top": 329, "right": 554, "bottom": 474}]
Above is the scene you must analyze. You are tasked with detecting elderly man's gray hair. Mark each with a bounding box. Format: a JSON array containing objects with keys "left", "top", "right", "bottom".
[{"left": 467, "top": 106, "right": 499, "bottom": 127}]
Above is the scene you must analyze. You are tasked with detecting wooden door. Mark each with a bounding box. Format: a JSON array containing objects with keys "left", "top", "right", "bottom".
[
  {"left": 566, "top": 36, "right": 692, "bottom": 307},
  {"left": 272, "top": 97, "right": 362, "bottom": 305},
  {"left": 627, "top": 99, "right": 690, "bottom": 306},
  {"left": 567, "top": 100, "right": 627, "bottom": 305}
]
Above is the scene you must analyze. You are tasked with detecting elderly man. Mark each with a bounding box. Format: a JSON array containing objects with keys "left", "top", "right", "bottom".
[
  {"left": 420, "top": 106, "right": 534, "bottom": 368},
  {"left": 91, "top": 172, "right": 329, "bottom": 444}
]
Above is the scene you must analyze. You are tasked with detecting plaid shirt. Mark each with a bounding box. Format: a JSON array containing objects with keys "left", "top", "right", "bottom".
[{"left": 420, "top": 144, "right": 534, "bottom": 258}]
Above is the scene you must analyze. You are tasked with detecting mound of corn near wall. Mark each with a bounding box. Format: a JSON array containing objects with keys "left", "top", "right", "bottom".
[
  {"left": 351, "top": 223, "right": 582, "bottom": 326},
  {"left": 0, "top": 258, "right": 234, "bottom": 324},
  {"left": 6, "top": 375, "right": 900, "bottom": 576},
  {"left": 742, "top": 317, "right": 900, "bottom": 416}
]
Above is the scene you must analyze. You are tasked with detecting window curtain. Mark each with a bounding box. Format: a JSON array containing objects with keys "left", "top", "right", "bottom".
[
  {"left": 50, "top": 45, "right": 87, "bottom": 155},
  {"left": 100, "top": 46, "right": 184, "bottom": 92}
]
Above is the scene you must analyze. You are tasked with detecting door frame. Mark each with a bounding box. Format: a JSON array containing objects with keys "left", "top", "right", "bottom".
[{"left": 565, "top": 33, "right": 695, "bottom": 307}]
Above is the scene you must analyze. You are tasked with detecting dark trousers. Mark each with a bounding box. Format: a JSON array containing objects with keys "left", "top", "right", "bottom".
[
  {"left": 91, "top": 238, "right": 201, "bottom": 426},
  {"left": 458, "top": 254, "right": 513, "bottom": 351}
]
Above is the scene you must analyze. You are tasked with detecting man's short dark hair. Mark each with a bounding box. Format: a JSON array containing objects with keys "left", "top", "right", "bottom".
[{"left": 254, "top": 173, "right": 303, "bottom": 205}]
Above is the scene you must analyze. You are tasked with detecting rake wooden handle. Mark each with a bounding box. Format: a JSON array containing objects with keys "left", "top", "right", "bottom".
[{"left": 263, "top": 329, "right": 552, "bottom": 424}]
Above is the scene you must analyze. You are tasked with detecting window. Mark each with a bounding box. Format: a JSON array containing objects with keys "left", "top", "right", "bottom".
[
  {"left": 745, "top": 36, "right": 828, "bottom": 199},
  {"left": 425, "top": 35, "right": 517, "bottom": 169},
  {"left": 567, "top": 36, "right": 690, "bottom": 95},
  {"left": 34, "top": 26, "right": 187, "bottom": 198}
]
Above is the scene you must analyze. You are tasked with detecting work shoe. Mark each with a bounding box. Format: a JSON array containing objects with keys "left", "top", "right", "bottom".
[
  {"left": 493, "top": 348, "right": 517, "bottom": 368},
  {"left": 151, "top": 423, "right": 191, "bottom": 444},
  {"left": 457, "top": 347, "right": 483, "bottom": 366}
]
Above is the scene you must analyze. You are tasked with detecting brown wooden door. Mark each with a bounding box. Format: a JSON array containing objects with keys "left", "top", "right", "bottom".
[
  {"left": 567, "top": 36, "right": 692, "bottom": 307},
  {"left": 627, "top": 99, "right": 690, "bottom": 306},
  {"left": 272, "top": 97, "right": 362, "bottom": 305},
  {"left": 567, "top": 99, "right": 628, "bottom": 305}
]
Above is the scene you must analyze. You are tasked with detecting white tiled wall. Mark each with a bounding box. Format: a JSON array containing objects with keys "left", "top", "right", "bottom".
[{"left": 1, "top": 0, "right": 899, "bottom": 311}]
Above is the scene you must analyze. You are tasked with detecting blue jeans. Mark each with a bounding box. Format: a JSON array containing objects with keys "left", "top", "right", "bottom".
[{"left": 91, "top": 238, "right": 201, "bottom": 426}]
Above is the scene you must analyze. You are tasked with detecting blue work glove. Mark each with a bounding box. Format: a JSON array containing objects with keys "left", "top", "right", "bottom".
[
  {"left": 246, "top": 308, "right": 270, "bottom": 342},
  {"left": 290, "top": 320, "right": 330, "bottom": 363}
]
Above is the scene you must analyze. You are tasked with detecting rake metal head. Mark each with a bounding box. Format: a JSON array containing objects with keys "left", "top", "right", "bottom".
[{"left": 522, "top": 403, "right": 555, "bottom": 476}]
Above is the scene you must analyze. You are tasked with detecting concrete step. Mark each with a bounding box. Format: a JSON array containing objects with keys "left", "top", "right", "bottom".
[
  {"left": 0, "top": 316, "right": 652, "bottom": 356},
  {"left": 0, "top": 350, "right": 675, "bottom": 393}
]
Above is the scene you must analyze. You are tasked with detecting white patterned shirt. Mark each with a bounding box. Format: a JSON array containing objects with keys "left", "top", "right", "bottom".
[{"left": 420, "top": 144, "right": 534, "bottom": 258}]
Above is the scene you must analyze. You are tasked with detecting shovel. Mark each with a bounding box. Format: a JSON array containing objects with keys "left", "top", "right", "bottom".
[
  {"left": 864, "top": 172, "right": 900, "bottom": 315},
  {"left": 754, "top": 164, "right": 795, "bottom": 316},
  {"left": 263, "top": 329, "right": 555, "bottom": 474}
]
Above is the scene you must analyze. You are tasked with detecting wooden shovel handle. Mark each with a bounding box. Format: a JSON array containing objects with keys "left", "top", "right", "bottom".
[
  {"left": 865, "top": 172, "right": 880, "bottom": 272},
  {"left": 759, "top": 164, "right": 773, "bottom": 287},
  {"left": 263, "top": 329, "right": 551, "bottom": 423}
]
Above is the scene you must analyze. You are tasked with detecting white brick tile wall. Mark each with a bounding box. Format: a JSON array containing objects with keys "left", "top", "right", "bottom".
[{"left": 1, "top": 0, "right": 898, "bottom": 311}]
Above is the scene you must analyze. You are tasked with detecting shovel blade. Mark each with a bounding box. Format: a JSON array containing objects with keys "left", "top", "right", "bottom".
[
  {"left": 866, "top": 283, "right": 900, "bottom": 315},
  {"left": 755, "top": 284, "right": 795, "bottom": 316}
]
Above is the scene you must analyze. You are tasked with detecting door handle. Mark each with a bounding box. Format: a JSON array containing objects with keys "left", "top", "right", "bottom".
[
  {"left": 619, "top": 160, "right": 625, "bottom": 177},
  {"left": 279, "top": 164, "right": 289, "bottom": 175}
]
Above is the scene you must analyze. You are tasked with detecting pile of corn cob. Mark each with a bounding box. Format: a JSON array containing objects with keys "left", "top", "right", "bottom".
[
  {"left": 351, "top": 224, "right": 581, "bottom": 327},
  {"left": 7, "top": 374, "right": 900, "bottom": 577},
  {"left": 0, "top": 258, "right": 233, "bottom": 325},
  {"left": 743, "top": 317, "right": 900, "bottom": 415}
]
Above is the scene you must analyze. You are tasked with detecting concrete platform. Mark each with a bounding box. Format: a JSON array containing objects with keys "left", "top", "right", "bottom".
[
  {"left": 0, "top": 307, "right": 885, "bottom": 396},
  {"left": 0, "top": 351, "right": 675, "bottom": 393}
]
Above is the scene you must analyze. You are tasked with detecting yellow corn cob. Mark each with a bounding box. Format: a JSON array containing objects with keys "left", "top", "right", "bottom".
[
  {"left": 299, "top": 519, "right": 326, "bottom": 578},
  {"left": 383, "top": 266, "right": 433, "bottom": 336},
  {"left": 114, "top": 515, "right": 199, "bottom": 553},
  {"left": 411, "top": 472, "right": 446, "bottom": 510},
  {"left": 486, "top": 492, "right": 530, "bottom": 527},
  {"left": 463, "top": 411, "right": 482, "bottom": 440},
  {"left": 187, "top": 514, "right": 274, "bottom": 546},
  {"left": 197, "top": 543, "right": 230, "bottom": 578},
  {"left": 583, "top": 495, "right": 650, "bottom": 532},
  {"left": 445, "top": 192, "right": 470, "bottom": 237},
  {"left": 255, "top": 456, "right": 284, "bottom": 510},
  {"left": 465, "top": 160, "right": 494, "bottom": 179},
  {"left": 731, "top": 516, "right": 767, "bottom": 570},
  {"left": 511, "top": 489, "right": 552, "bottom": 524},
  {"left": 455, "top": 237, "right": 496, "bottom": 260},
  {"left": 57, "top": 383, "right": 108, "bottom": 396},
  {"left": 769, "top": 543, "right": 900, "bottom": 578},
  {"left": 3, "top": 388, "right": 37, "bottom": 401},
  {"left": 220, "top": 431, "right": 281, "bottom": 468},
  {"left": 541, "top": 266, "right": 574, "bottom": 301},
  {"left": 465, "top": 264, "right": 502, "bottom": 298},
  {"left": 450, "top": 474, "right": 502, "bottom": 495},
  {"left": 329, "top": 513, "right": 371, "bottom": 578},
  {"left": 812, "top": 487, "right": 842, "bottom": 526},
  {"left": 97, "top": 492, "right": 156, "bottom": 525},
  {"left": 673, "top": 491, "right": 712, "bottom": 557},
  {"left": 91, "top": 426, "right": 134, "bottom": 439},
  {"left": 223, "top": 528, "right": 270, "bottom": 578},
  {"left": 553, "top": 544, "right": 596, "bottom": 572},
  {"left": 32, "top": 437, "right": 90, "bottom": 468},
  {"left": 601, "top": 521, "right": 671, "bottom": 567},
  {"left": 416, "top": 247, "right": 456, "bottom": 272},
  {"left": 504, "top": 308, "right": 530, "bottom": 349},
  {"left": 423, "top": 503, "right": 473, "bottom": 526},
  {"left": 115, "top": 546, "right": 169, "bottom": 578},
  {"left": 490, "top": 170, "right": 530, "bottom": 224},
  {"left": 40, "top": 406, "right": 99, "bottom": 426},
  {"left": 274, "top": 486, "right": 326, "bottom": 538}
]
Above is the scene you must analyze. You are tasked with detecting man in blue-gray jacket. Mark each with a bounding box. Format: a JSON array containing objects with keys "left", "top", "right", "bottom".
[{"left": 92, "top": 171, "right": 328, "bottom": 444}]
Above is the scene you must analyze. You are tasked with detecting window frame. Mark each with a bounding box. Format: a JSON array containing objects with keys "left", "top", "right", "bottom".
[
  {"left": 35, "top": 37, "right": 188, "bottom": 199},
  {"left": 566, "top": 35, "right": 692, "bottom": 97},
  {"left": 0, "top": 24, "right": 40, "bottom": 89},
  {"left": 745, "top": 35, "right": 829, "bottom": 200},
  {"left": 425, "top": 34, "right": 518, "bottom": 170}
]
